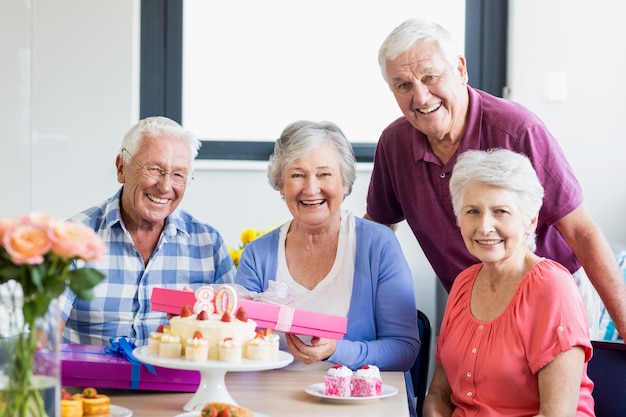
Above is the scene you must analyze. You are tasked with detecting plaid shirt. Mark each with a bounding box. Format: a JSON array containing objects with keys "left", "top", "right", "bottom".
[{"left": 59, "top": 188, "right": 236, "bottom": 346}]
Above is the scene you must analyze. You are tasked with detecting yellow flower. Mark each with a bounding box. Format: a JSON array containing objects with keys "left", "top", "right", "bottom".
[
  {"left": 240, "top": 228, "right": 260, "bottom": 245},
  {"left": 231, "top": 226, "right": 276, "bottom": 268},
  {"left": 228, "top": 246, "right": 243, "bottom": 268}
]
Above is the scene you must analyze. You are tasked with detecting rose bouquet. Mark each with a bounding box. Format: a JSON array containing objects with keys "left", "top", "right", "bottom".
[{"left": 0, "top": 213, "right": 106, "bottom": 417}]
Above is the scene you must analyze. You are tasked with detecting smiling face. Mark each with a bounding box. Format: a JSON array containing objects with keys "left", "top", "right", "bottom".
[
  {"left": 458, "top": 181, "right": 537, "bottom": 268},
  {"left": 116, "top": 136, "right": 191, "bottom": 231},
  {"left": 279, "top": 143, "right": 348, "bottom": 231},
  {"left": 385, "top": 40, "right": 469, "bottom": 144}
]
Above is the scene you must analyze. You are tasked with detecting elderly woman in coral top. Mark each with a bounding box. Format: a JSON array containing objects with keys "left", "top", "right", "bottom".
[{"left": 423, "top": 149, "right": 595, "bottom": 417}]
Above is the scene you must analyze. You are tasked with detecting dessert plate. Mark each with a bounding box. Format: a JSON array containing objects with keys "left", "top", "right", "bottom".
[
  {"left": 111, "top": 405, "right": 133, "bottom": 417},
  {"left": 304, "top": 383, "right": 398, "bottom": 403}
]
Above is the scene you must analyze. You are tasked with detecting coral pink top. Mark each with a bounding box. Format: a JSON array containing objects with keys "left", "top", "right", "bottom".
[{"left": 436, "top": 258, "right": 595, "bottom": 416}]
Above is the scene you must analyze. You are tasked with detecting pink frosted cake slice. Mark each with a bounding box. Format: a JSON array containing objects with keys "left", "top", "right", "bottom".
[
  {"left": 351, "top": 365, "right": 383, "bottom": 397},
  {"left": 324, "top": 364, "right": 353, "bottom": 397}
]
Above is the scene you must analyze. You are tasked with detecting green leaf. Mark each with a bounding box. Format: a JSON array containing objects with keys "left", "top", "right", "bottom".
[
  {"left": 29, "top": 264, "right": 45, "bottom": 292},
  {"left": 22, "top": 294, "right": 52, "bottom": 325},
  {"left": 45, "top": 278, "right": 68, "bottom": 300},
  {"left": 67, "top": 268, "right": 105, "bottom": 300},
  {"left": 0, "top": 263, "right": 21, "bottom": 282}
]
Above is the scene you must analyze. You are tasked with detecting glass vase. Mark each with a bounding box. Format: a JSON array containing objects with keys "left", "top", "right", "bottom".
[{"left": 0, "top": 281, "right": 61, "bottom": 417}]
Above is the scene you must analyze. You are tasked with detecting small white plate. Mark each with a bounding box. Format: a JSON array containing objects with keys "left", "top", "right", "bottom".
[
  {"left": 304, "top": 383, "right": 398, "bottom": 403},
  {"left": 111, "top": 404, "right": 133, "bottom": 417}
]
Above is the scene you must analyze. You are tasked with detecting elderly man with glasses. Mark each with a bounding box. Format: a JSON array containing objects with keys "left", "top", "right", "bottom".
[{"left": 58, "top": 116, "right": 236, "bottom": 346}]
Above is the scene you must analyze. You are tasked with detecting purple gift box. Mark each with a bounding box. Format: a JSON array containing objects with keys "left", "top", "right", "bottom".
[{"left": 60, "top": 343, "right": 200, "bottom": 391}]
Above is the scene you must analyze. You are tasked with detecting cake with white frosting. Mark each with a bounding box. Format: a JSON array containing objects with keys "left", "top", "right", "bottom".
[
  {"left": 169, "top": 308, "right": 257, "bottom": 360},
  {"left": 351, "top": 365, "right": 383, "bottom": 396},
  {"left": 324, "top": 364, "right": 353, "bottom": 397}
]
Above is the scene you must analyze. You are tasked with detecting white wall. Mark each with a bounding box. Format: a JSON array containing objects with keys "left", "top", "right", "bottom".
[
  {"left": 1, "top": 0, "right": 139, "bottom": 220},
  {"left": 2, "top": 0, "right": 625, "bottom": 360},
  {"left": 508, "top": 0, "right": 626, "bottom": 244}
]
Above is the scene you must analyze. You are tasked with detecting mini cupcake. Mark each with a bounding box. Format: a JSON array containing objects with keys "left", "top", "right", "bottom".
[
  {"left": 324, "top": 364, "right": 353, "bottom": 397},
  {"left": 246, "top": 331, "right": 270, "bottom": 361},
  {"left": 73, "top": 387, "right": 110, "bottom": 417},
  {"left": 263, "top": 328, "right": 280, "bottom": 361},
  {"left": 159, "top": 333, "right": 182, "bottom": 358},
  {"left": 148, "top": 324, "right": 166, "bottom": 354},
  {"left": 60, "top": 389, "right": 82, "bottom": 417},
  {"left": 351, "top": 365, "right": 383, "bottom": 397},
  {"left": 185, "top": 331, "right": 209, "bottom": 361},
  {"left": 219, "top": 337, "right": 242, "bottom": 363}
]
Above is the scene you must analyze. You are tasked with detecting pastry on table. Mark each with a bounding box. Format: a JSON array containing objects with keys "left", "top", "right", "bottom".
[
  {"left": 351, "top": 364, "right": 383, "bottom": 396},
  {"left": 60, "top": 389, "right": 83, "bottom": 417},
  {"left": 72, "top": 387, "right": 110, "bottom": 417},
  {"left": 200, "top": 402, "right": 253, "bottom": 417},
  {"left": 324, "top": 364, "right": 353, "bottom": 397}
]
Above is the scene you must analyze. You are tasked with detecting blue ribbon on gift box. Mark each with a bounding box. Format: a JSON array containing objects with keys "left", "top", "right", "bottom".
[{"left": 105, "top": 337, "right": 156, "bottom": 389}]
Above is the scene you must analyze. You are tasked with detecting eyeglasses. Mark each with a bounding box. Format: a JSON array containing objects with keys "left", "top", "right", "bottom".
[{"left": 122, "top": 148, "right": 193, "bottom": 186}]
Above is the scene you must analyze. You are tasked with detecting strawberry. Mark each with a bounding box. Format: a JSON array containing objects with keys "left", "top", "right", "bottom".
[
  {"left": 221, "top": 311, "right": 231, "bottom": 322},
  {"left": 332, "top": 364, "right": 343, "bottom": 369},
  {"left": 201, "top": 405, "right": 218, "bottom": 417},
  {"left": 180, "top": 305, "right": 193, "bottom": 318},
  {"left": 361, "top": 365, "right": 370, "bottom": 370},
  {"left": 264, "top": 328, "right": 273, "bottom": 336},
  {"left": 193, "top": 331, "right": 203, "bottom": 339},
  {"left": 156, "top": 325, "right": 164, "bottom": 333},
  {"left": 217, "top": 408, "right": 232, "bottom": 417},
  {"left": 61, "top": 389, "right": 73, "bottom": 400},
  {"left": 82, "top": 387, "right": 98, "bottom": 398},
  {"left": 255, "top": 330, "right": 264, "bottom": 339},
  {"left": 235, "top": 307, "right": 248, "bottom": 322},
  {"left": 197, "top": 310, "right": 209, "bottom": 321}
]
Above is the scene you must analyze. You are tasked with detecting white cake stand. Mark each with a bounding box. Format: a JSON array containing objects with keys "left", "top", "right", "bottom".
[{"left": 132, "top": 346, "right": 293, "bottom": 412}]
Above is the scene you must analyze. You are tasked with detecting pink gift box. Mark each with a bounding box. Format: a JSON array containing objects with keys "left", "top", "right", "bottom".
[
  {"left": 60, "top": 344, "right": 200, "bottom": 391},
  {"left": 151, "top": 287, "right": 347, "bottom": 339}
]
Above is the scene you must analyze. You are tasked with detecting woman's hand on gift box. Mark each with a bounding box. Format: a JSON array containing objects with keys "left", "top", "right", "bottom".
[{"left": 285, "top": 333, "right": 336, "bottom": 365}]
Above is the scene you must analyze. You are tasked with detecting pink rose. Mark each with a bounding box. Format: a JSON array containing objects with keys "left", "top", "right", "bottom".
[
  {"left": 0, "top": 217, "right": 20, "bottom": 244},
  {"left": 25, "top": 212, "right": 58, "bottom": 228},
  {"left": 3, "top": 222, "right": 52, "bottom": 265},
  {"left": 50, "top": 221, "right": 105, "bottom": 261}
]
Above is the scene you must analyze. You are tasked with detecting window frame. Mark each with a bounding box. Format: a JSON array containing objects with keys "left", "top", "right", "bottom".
[{"left": 140, "top": 0, "right": 508, "bottom": 162}]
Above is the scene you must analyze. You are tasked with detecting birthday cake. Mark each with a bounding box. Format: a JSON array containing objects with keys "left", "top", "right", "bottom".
[{"left": 150, "top": 285, "right": 278, "bottom": 362}]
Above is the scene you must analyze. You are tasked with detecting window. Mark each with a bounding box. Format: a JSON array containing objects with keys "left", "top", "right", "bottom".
[{"left": 141, "top": 0, "right": 507, "bottom": 161}]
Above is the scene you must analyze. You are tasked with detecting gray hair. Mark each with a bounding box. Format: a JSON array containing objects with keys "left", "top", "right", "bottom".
[
  {"left": 119, "top": 116, "right": 201, "bottom": 169},
  {"left": 449, "top": 149, "right": 545, "bottom": 251},
  {"left": 378, "top": 18, "right": 464, "bottom": 83},
  {"left": 267, "top": 120, "right": 357, "bottom": 196}
]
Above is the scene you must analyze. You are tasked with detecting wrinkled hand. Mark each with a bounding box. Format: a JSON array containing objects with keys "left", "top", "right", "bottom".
[{"left": 285, "top": 333, "right": 336, "bottom": 365}]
